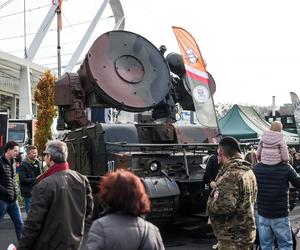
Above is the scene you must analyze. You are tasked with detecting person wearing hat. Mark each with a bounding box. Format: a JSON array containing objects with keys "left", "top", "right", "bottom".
[{"left": 207, "top": 136, "right": 257, "bottom": 250}]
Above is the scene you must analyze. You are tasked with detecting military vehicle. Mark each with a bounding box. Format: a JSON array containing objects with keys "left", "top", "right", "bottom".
[
  {"left": 0, "top": 112, "right": 8, "bottom": 155},
  {"left": 55, "top": 30, "right": 219, "bottom": 224}
]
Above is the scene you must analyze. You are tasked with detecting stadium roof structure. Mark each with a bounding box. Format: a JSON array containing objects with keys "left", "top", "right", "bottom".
[
  {"left": 0, "top": 50, "right": 45, "bottom": 83},
  {"left": 0, "top": 0, "right": 125, "bottom": 118},
  {"left": 0, "top": 50, "right": 46, "bottom": 118},
  {"left": 219, "top": 104, "right": 299, "bottom": 145}
]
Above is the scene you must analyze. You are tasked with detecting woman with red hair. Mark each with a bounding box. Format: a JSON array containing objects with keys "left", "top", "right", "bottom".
[{"left": 85, "top": 169, "right": 165, "bottom": 250}]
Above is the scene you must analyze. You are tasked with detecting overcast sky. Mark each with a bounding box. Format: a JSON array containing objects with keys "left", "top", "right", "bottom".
[{"left": 1, "top": 0, "right": 300, "bottom": 107}]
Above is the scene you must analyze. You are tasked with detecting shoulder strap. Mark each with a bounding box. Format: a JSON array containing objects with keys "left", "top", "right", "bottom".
[{"left": 137, "top": 220, "right": 149, "bottom": 250}]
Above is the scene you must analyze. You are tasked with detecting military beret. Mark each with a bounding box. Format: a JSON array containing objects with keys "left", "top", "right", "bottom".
[{"left": 219, "top": 136, "right": 241, "bottom": 153}]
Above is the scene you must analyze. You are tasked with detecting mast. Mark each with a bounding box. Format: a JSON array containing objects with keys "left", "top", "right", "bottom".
[{"left": 56, "top": 0, "right": 62, "bottom": 78}]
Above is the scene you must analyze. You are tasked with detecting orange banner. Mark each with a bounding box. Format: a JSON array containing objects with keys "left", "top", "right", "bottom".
[
  {"left": 172, "top": 26, "right": 218, "bottom": 128},
  {"left": 52, "top": 0, "right": 62, "bottom": 30},
  {"left": 59, "top": 0, "right": 62, "bottom": 31},
  {"left": 172, "top": 27, "right": 206, "bottom": 69}
]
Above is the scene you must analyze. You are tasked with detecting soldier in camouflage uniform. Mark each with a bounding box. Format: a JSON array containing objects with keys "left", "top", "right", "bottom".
[{"left": 207, "top": 136, "right": 257, "bottom": 250}]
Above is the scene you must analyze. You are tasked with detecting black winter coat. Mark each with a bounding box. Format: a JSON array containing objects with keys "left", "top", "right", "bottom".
[
  {"left": 18, "top": 158, "right": 42, "bottom": 197},
  {"left": 254, "top": 162, "right": 300, "bottom": 218},
  {"left": 203, "top": 154, "right": 220, "bottom": 184},
  {"left": 0, "top": 154, "right": 18, "bottom": 203}
]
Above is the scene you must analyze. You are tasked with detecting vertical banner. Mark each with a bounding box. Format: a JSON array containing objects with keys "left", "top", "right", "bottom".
[
  {"left": 59, "top": 0, "right": 62, "bottom": 31},
  {"left": 172, "top": 26, "right": 218, "bottom": 128},
  {"left": 52, "top": 0, "right": 62, "bottom": 30},
  {"left": 290, "top": 91, "right": 300, "bottom": 138},
  {"left": 0, "top": 113, "right": 8, "bottom": 155}
]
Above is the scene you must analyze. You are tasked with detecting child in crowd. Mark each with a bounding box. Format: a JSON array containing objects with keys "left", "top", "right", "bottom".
[{"left": 257, "top": 121, "right": 289, "bottom": 165}]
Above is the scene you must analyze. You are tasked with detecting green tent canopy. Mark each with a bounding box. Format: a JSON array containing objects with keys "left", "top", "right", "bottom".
[{"left": 218, "top": 104, "right": 299, "bottom": 145}]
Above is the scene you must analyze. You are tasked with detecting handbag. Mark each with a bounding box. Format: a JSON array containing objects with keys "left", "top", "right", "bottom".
[{"left": 137, "top": 220, "right": 149, "bottom": 250}]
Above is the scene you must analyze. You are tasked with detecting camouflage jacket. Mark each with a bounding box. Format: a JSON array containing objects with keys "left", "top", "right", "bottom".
[{"left": 207, "top": 155, "right": 257, "bottom": 244}]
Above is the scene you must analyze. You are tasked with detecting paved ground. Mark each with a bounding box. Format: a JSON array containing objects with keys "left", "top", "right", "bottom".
[
  {"left": 0, "top": 212, "right": 215, "bottom": 250},
  {"left": 1, "top": 204, "right": 300, "bottom": 250}
]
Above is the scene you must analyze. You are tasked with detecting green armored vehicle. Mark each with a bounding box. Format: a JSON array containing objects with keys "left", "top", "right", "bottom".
[{"left": 55, "top": 30, "right": 219, "bottom": 224}]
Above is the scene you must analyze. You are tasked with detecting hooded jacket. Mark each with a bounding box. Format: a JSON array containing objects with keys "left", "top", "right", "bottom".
[
  {"left": 257, "top": 130, "right": 289, "bottom": 165},
  {"left": 207, "top": 156, "right": 257, "bottom": 245}
]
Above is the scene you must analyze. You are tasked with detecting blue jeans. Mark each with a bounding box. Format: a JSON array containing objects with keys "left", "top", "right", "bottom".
[
  {"left": 23, "top": 196, "right": 31, "bottom": 214},
  {"left": 0, "top": 200, "right": 24, "bottom": 240},
  {"left": 258, "top": 215, "right": 293, "bottom": 250}
]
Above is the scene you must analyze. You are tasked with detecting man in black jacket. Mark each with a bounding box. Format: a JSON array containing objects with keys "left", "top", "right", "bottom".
[
  {"left": 203, "top": 151, "right": 220, "bottom": 186},
  {"left": 19, "top": 145, "right": 42, "bottom": 213},
  {"left": 253, "top": 161, "right": 300, "bottom": 249},
  {"left": 0, "top": 141, "right": 24, "bottom": 240}
]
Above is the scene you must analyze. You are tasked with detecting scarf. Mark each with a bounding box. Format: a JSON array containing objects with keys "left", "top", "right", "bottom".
[{"left": 36, "top": 162, "right": 69, "bottom": 183}]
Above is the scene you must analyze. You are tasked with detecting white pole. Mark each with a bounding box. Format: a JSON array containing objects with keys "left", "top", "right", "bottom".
[
  {"left": 272, "top": 96, "right": 276, "bottom": 116},
  {"left": 56, "top": 4, "right": 61, "bottom": 78}
]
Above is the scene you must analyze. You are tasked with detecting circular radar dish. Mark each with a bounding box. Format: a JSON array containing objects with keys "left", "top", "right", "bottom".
[{"left": 83, "top": 30, "right": 171, "bottom": 112}]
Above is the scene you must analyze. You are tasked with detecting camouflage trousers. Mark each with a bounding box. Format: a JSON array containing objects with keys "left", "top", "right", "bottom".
[{"left": 218, "top": 240, "right": 253, "bottom": 250}]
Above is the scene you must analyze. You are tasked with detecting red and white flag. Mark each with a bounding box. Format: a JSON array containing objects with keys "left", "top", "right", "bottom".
[
  {"left": 172, "top": 26, "right": 218, "bottom": 128},
  {"left": 52, "top": 0, "right": 62, "bottom": 31}
]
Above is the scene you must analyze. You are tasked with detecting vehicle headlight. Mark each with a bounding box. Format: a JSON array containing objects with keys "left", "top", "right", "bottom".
[{"left": 149, "top": 161, "right": 160, "bottom": 172}]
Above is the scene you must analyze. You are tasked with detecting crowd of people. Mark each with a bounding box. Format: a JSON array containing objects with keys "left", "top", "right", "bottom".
[
  {"left": 0, "top": 140, "right": 164, "bottom": 250},
  {"left": 0, "top": 120, "right": 300, "bottom": 249},
  {"left": 205, "top": 121, "right": 300, "bottom": 250}
]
